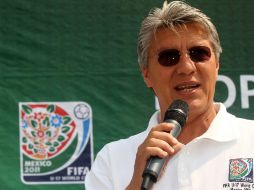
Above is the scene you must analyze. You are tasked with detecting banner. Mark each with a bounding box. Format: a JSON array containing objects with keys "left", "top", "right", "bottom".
[{"left": 0, "top": 0, "right": 253, "bottom": 190}]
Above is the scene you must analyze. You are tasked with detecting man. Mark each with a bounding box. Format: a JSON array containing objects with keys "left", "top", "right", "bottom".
[{"left": 85, "top": 1, "right": 254, "bottom": 189}]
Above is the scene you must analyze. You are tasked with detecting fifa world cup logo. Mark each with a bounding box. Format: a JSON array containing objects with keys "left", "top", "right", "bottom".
[{"left": 21, "top": 104, "right": 76, "bottom": 160}]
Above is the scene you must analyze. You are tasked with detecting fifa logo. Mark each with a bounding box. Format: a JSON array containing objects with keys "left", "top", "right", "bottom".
[{"left": 19, "top": 102, "right": 93, "bottom": 184}]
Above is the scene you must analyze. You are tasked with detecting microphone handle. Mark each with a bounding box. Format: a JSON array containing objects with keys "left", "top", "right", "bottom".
[{"left": 141, "top": 120, "right": 181, "bottom": 190}]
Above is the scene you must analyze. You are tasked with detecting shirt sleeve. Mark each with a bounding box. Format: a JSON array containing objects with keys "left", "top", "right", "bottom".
[{"left": 85, "top": 145, "right": 114, "bottom": 190}]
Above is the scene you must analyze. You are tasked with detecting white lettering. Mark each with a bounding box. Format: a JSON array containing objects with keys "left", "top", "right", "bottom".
[
  {"left": 62, "top": 176, "right": 80, "bottom": 181},
  {"left": 24, "top": 160, "right": 52, "bottom": 167},
  {"left": 24, "top": 166, "right": 40, "bottom": 173},
  {"left": 240, "top": 75, "right": 254, "bottom": 109},
  {"left": 67, "top": 167, "right": 89, "bottom": 175}
]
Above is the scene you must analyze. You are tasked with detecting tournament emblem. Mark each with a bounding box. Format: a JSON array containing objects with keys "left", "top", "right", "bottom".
[
  {"left": 19, "top": 102, "right": 93, "bottom": 184},
  {"left": 229, "top": 158, "right": 253, "bottom": 183}
]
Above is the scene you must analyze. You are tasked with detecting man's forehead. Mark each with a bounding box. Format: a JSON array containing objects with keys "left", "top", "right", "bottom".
[
  {"left": 155, "top": 22, "right": 208, "bottom": 38},
  {"left": 148, "top": 23, "right": 212, "bottom": 55},
  {"left": 150, "top": 24, "right": 210, "bottom": 48}
]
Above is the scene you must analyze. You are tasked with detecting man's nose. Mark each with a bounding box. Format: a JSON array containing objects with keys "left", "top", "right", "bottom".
[{"left": 176, "top": 52, "right": 197, "bottom": 76}]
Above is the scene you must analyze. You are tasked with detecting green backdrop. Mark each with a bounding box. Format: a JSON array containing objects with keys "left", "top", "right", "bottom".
[{"left": 0, "top": 0, "right": 254, "bottom": 189}]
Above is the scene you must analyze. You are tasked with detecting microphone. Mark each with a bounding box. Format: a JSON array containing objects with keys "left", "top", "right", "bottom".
[{"left": 141, "top": 99, "right": 189, "bottom": 190}]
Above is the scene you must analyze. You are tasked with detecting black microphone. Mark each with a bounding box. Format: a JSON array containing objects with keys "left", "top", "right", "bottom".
[{"left": 141, "top": 99, "right": 189, "bottom": 190}]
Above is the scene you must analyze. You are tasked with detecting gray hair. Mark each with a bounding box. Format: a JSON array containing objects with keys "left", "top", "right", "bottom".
[{"left": 137, "top": 1, "right": 222, "bottom": 68}]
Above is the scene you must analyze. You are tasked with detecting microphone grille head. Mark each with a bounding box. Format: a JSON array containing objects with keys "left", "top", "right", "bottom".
[{"left": 164, "top": 99, "right": 189, "bottom": 127}]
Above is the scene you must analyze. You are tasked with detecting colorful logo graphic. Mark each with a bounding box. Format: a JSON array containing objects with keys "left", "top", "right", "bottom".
[
  {"left": 19, "top": 102, "right": 93, "bottom": 184},
  {"left": 229, "top": 158, "right": 253, "bottom": 183}
]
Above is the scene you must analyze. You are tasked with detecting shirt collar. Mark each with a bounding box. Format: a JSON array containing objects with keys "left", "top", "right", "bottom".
[
  {"left": 196, "top": 103, "right": 239, "bottom": 142},
  {"left": 146, "top": 110, "right": 161, "bottom": 132},
  {"left": 146, "top": 103, "right": 239, "bottom": 142}
]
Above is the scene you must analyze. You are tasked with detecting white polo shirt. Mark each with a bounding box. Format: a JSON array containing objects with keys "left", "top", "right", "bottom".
[{"left": 85, "top": 103, "right": 254, "bottom": 190}]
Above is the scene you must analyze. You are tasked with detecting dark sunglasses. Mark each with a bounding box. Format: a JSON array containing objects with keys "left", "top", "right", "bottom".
[{"left": 158, "top": 46, "right": 212, "bottom": 67}]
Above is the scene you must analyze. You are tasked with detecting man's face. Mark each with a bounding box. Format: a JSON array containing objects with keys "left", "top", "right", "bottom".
[{"left": 142, "top": 23, "right": 219, "bottom": 121}]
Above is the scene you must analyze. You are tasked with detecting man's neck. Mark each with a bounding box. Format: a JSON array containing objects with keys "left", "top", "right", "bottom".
[{"left": 177, "top": 104, "right": 218, "bottom": 145}]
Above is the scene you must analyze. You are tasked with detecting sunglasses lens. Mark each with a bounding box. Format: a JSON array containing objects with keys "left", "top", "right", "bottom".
[
  {"left": 189, "top": 46, "right": 211, "bottom": 62},
  {"left": 158, "top": 49, "right": 180, "bottom": 67}
]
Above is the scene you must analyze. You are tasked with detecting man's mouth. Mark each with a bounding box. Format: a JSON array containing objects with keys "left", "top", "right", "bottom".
[{"left": 174, "top": 83, "right": 200, "bottom": 92}]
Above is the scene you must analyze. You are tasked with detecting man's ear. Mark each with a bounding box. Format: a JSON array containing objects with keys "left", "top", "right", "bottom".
[
  {"left": 216, "top": 61, "right": 220, "bottom": 71},
  {"left": 215, "top": 60, "right": 220, "bottom": 78},
  {"left": 140, "top": 65, "right": 152, "bottom": 88}
]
